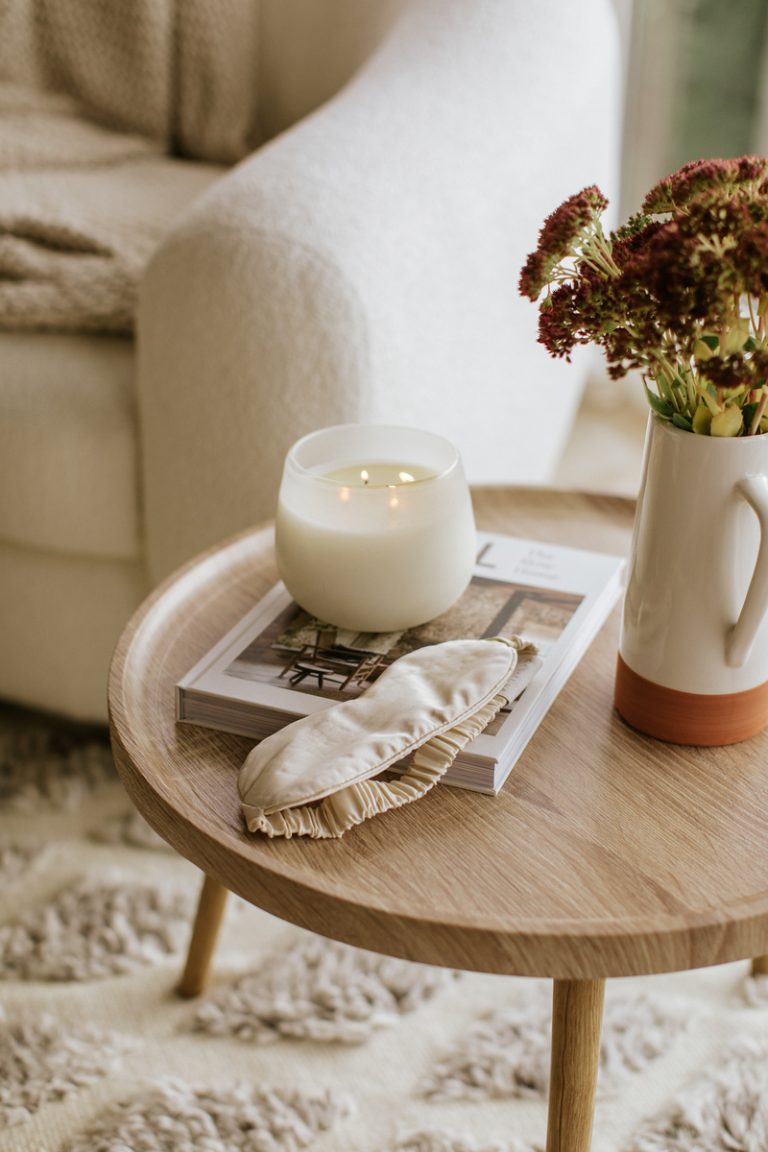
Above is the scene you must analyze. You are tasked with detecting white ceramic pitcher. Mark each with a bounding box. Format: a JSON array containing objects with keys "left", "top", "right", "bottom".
[{"left": 615, "top": 414, "right": 768, "bottom": 744}]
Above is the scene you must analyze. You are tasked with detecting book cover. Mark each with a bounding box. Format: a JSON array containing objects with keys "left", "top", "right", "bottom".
[{"left": 176, "top": 531, "right": 625, "bottom": 792}]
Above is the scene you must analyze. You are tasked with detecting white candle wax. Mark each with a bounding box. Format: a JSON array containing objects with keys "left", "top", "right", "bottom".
[
  {"left": 323, "top": 462, "right": 434, "bottom": 487},
  {"left": 274, "top": 426, "right": 476, "bottom": 632}
]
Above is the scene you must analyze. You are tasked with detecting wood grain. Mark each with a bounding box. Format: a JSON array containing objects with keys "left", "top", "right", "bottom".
[
  {"left": 177, "top": 874, "right": 229, "bottom": 997},
  {"left": 109, "top": 488, "right": 768, "bottom": 979},
  {"left": 546, "top": 980, "right": 605, "bottom": 1152}
]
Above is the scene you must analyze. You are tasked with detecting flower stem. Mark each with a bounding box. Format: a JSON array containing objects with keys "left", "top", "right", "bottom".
[
  {"left": 748, "top": 294, "right": 760, "bottom": 338},
  {"left": 749, "top": 388, "right": 768, "bottom": 434}
]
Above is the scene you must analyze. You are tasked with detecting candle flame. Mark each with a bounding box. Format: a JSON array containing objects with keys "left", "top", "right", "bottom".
[
  {"left": 339, "top": 486, "right": 351, "bottom": 502},
  {"left": 398, "top": 471, "right": 415, "bottom": 483},
  {"left": 360, "top": 469, "right": 369, "bottom": 485},
  {"left": 389, "top": 492, "right": 399, "bottom": 509}
]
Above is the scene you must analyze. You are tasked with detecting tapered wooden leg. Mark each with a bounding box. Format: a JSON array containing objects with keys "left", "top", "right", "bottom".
[
  {"left": 751, "top": 955, "right": 768, "bottom": 976},
  {"left": 545, "top": 979, "right": 605, "bottom": 1152},
  {"left": 177, "top": 873, "right": 229, "bottom": 998}
]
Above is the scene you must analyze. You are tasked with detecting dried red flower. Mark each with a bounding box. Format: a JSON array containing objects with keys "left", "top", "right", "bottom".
[
  {"left": 519, "top": 186, "right": 608, "bottom": 301},
  {"left": 519, "top": 156, "right": 768, "bottom": 434}
]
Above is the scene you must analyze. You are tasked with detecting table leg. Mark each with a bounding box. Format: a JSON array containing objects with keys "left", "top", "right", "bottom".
[
  {"left": 751, "top": 955, "right": 768, "bottom": 976},
  {"left": 545, "top": 978, "right": 605, "bottom": 1152},
  {"left": 177, "top": 873, "right": 229, "bottom": 998}
]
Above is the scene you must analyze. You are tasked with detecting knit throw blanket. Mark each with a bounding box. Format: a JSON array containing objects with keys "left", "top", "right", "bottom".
[
  {"left": 0, "top": 0, "right": 258, "bottom": 334},
  {"left": 0, "top": 84, "right": 170, "bottom": 334}
]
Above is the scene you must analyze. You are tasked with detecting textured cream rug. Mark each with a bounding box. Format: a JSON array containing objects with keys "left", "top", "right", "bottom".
[{"left": 3, "top": 705, "right": 768, "bottom": 1152}]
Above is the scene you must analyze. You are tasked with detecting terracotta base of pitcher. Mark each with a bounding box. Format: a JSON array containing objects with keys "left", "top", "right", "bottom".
[{"left": 614, "top": 654, "right": 768, "bottom": 745}]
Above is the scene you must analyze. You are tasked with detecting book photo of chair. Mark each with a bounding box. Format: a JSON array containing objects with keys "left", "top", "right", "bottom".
[{"left": 278, "top": 626, "right": 387, "bottom": 691}]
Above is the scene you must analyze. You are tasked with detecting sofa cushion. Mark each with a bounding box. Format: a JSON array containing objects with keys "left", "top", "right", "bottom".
[
  {"left": 0, "top": 539, "right": 147, "bottom": 721},
  {"left": 0, "top": 332, "right": 142, "bottom": 560}
]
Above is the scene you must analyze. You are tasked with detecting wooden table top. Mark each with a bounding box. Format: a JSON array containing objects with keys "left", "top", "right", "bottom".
[{"left": 109, "top": 488, "right": 768, "bottom": 979}]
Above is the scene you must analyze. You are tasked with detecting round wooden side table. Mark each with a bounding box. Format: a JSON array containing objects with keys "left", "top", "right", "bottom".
[{"left": 108, "top": 488, "right": 768, "bottom": 1152}]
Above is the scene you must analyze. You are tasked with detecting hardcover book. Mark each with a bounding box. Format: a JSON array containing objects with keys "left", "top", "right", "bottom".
[{"left": 176, "top": 531, "right": 626, "bottom": 794}]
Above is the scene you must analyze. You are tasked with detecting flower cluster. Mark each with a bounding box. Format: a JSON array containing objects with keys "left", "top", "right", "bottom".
[{"left": 520, "top": 156, "right": 768, "bottom": 435}]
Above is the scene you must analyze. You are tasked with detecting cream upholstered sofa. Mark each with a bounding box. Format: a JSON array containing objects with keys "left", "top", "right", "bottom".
[{"left": 0, "top": 0, "right": 621, "bottom": 722}]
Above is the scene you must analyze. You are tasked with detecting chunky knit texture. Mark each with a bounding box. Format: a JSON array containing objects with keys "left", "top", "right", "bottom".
[
  {"left": 0, "top": 1007, "right": 134, "bottom": 1128},
  {"left": 0, "top": 875, "right": 194, "bottom": 980},
  {"left": 193, "top": 934, "right": 457, "bottom": 1045},
  {"left": 0, "top": 0, "right": 259, "bottom": 161},
  {"left": 65, "top": 1082, "right": 351, "bottom": 1152}
]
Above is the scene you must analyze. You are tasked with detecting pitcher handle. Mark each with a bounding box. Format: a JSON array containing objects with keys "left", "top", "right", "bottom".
[{"left": 727, "top": 474, "right": 768, "bottom": 668}]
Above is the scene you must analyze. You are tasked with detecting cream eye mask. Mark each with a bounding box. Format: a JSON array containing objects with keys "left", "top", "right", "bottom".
[{"left": 238, "top": 636, "right": 534, "bottom": 839}]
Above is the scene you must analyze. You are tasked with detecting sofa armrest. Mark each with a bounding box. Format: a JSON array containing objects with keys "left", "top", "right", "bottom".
[{"left": 137, "top": 0, "right": 621, "bottom": 581}]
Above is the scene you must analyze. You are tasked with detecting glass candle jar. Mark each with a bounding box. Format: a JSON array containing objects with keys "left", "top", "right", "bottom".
[{"left": 275, "top": 424, "right": 477, "bottom": 632}]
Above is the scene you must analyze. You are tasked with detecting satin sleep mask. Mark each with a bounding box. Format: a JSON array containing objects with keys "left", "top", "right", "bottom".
[{"left": 238, "top": 636, "right": 535, "bottom": 839}]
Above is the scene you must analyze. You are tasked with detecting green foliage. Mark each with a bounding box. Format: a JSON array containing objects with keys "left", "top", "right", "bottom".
[{"left": 644, "top": 383, "right": 675, "bottom": 420}]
